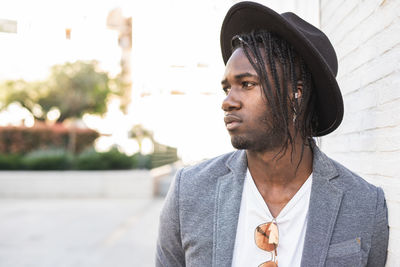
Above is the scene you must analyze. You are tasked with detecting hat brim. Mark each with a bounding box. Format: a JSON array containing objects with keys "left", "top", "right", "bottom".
[{"left": 220, "top": 2, "right": 343, "bottom": 136}]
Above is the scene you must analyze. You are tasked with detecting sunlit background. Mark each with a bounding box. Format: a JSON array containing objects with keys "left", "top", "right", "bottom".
[{"left": 0, "top": 0, "right": 318, "bottom": 163}]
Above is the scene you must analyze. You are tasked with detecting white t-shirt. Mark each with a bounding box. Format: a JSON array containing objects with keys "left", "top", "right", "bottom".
[{"left": 231, "top": 169, "right": 312, "bottom": 267}]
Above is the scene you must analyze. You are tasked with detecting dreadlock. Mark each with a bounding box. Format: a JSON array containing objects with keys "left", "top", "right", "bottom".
[{"left": 231, "top": 30, "right": 318, "bottom": 164}]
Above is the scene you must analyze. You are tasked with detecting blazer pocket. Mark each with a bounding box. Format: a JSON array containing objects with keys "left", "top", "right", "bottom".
[{"left": 325, "top": 238, "right": 362, "bottom": 267}]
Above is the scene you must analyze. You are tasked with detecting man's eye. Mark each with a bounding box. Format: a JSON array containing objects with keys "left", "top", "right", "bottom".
[
  {"left": 223, "top": 87, "right": 230, "bottom": 95},
  {"left": 242, "top": 81, "right": 255, "bottom": 88}
]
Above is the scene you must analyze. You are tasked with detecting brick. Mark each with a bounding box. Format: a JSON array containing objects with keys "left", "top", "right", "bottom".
[
  {"left": 320, "top": 0, "right": 348, "bottom": 29},
  {"left": 387, "top": 251, "right": 400, "bottom": 267},
  {"left": 322, "top": 0, "right": 363, "bottom": 38},
  {"left": 337, "top": 104, "right": 400, "bottom": 134},
  {"left": 320, "top": 0, "right": 331, "bottom": 13},
  {"left": 387, "top": 224, "right": 400, "bottom": 257},
  {"left": 334, "top": 0, "right": 400, "bottom": 59},
  {"left": 378, "top": 70, "right": 400, "bottom": 105},
  {"left": 339, "top": 18, "right": 400, "bottom": 76},
  {"left": 318, "top": 151, "right": 400, "bottom": 181},
  {"left": 388, "top": 229, "right": 400, "bottom": 266},
  {"left": 387, "top": 201, "right": 400, "bottom": 228},
  {"left": 338, "top": 44, "right": 400, "bottom": 95},
  {"left": 322, "top": 131, "right": 400, "bottom": 153},
  {"left": 323, "top": 0, "right": 378, "bottom": 45},
  {"left": 342, "top": 83, "right": 378, "bottom": 112}
]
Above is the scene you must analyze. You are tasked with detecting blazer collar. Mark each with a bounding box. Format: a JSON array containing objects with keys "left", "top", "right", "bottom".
[
  {"left": 311, "top": 140, "right": 339, "bottom": 181},
  {"left": 301, "top": 141, "right": 343, "bottom": 267},
  {"left": 213, "top": 150, "right": 247, "bottom": 267}
]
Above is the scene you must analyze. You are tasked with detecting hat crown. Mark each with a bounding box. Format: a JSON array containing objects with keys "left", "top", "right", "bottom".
[{"left": 281, "top": 12, "right": 338, "bottom": 76}]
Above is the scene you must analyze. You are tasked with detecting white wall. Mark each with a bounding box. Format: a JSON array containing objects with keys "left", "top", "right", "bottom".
[{"left": 319, "top": 0, "right": 400, "bottom": 266}]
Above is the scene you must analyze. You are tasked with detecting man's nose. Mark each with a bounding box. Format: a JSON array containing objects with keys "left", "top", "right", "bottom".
[{"left": 221, "top": 89, "right": 241, "bottom": 112}]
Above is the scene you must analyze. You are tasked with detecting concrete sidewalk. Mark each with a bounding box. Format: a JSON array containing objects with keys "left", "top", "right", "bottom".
[
  {"left": 0, "top": 169, "right": 176, "bottom": 267},
  {"left": 0, "top": 170, "right": 154, "bottom": 198},
  {"left": 0, "top": 197, "right": 165, "bottom": 267}
]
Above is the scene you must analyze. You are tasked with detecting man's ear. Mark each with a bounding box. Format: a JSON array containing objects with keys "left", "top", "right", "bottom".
[
  {"left": 293, "top": 80, "right": 303, "bottom": 104},
  {"left": 295, "top": 80, "right": 303, "bottom": 99}
]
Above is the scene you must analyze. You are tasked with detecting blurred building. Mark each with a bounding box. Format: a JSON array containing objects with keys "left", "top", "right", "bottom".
[{"left": 0, "top": 19, "right": 17, "bottom": 34}]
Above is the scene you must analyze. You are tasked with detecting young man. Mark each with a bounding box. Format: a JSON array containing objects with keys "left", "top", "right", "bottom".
[{"left": 156, "top": 2, "right": 389, "bottom": 267}]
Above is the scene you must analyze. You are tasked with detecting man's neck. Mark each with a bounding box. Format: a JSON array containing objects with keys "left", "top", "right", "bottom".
[{"left": 246, "top": 139, "right": 313, "bottom": 217}]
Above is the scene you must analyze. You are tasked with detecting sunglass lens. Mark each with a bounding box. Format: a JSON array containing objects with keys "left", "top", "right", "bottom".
[
  {"left": 255, "top": 222, "right": 277, "bottom": 251},
  {"left": 258, "top": 261, "right": 278, "bottom": 267}
]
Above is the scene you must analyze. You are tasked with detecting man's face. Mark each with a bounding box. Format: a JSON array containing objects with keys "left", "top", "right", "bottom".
[{"left": 221, "top": 47, "right": 284, "bottom": 152}]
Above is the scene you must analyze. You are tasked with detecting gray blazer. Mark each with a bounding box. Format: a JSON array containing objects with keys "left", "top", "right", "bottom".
[{"left": 156, "top": 145, "right": 389, "bottom": 267}]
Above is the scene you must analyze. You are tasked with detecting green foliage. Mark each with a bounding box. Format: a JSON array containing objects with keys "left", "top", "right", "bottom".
[
  {"left": 76, "top": 148, "right": 135, "bottom": 170},
  {"left": 21, "top": 149, "right": 73, "bottom": 170},
  {"left": 0, "top": 144, "right": 177, "bottom": 170},
  {"left": 0, "top": 80, "right": 46, "bottom": 120},
  {"left": 44, "top": 61, "right": 111, "bottom": 121},
  {"left": 99, "top": 148, "right": 134, "bottom": 170},
  {"left": 0, "top": 154, "right": 22, "bottom": 170},
  {"left": 75, "top": 148, "right": 104, "bottom": 170},
  {"left": 0, "top": 60, "right": 114, "bottom": 122}
]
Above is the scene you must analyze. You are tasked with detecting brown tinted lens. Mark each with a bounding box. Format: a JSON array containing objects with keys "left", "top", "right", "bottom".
[
  {"left": 255, "top": 222, "right": 277, "bottom": 251},
  {"left": 258, "top": 261, "right": 278, "bottom": 267}
]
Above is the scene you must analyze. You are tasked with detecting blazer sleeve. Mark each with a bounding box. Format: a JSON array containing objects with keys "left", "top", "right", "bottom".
[
  {"left": 367, "top": 187, "right": 389, "bottom": 267},
  {"left": 156, "top": 169, "right": 186, "bottom": 267}
]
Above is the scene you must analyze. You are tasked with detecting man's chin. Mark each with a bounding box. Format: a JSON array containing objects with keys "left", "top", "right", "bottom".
[
  {"left": 230, "top": 134, "right": 284, "bottom": 152},
  {"left": 230, "top": 135, "right": 251, "bottom": 150}
]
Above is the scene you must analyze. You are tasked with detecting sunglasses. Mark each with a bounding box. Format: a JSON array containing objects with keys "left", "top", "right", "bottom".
[{"left": 254, "top": 220, "right": 279, "bottom": 267}]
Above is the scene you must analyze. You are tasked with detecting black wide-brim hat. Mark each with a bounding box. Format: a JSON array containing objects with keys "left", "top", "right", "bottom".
[{"left": 220, "top": 1, "right": 343, "bottom": 136}]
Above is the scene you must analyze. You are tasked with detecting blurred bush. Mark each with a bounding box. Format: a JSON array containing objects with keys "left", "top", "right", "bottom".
[
  {"left": 76, "top": 148, "right": 136, "bottom": 170},
  {"left": 0, "top": 124, "right": 98, "bottom": 154},
  {"left": 0, "top": 154, "right": 22, "bottom": 170},
  {"left": 21, "top": 149, "right": 73, "bottom": 170},
  {"left": 0, "top": 143, "right": 178, "bottom": 170},
  {"left": 75, "top": 148, "right": 104, "bottom": 170},
  {"left": 99, "top": 148, "right": 134, "bottom": 170}
]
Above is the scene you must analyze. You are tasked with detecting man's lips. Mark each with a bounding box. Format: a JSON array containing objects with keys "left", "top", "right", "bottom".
[{"left": 224, "top": 114, "right": 242, "bottom": 130}]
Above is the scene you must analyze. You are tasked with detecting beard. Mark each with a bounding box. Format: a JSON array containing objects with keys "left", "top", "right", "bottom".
[{"left": 230, "top": 116, "right": 285, "bottom": 152}]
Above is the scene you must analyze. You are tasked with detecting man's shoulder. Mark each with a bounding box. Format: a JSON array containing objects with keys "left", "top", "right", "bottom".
[
  {"left": 172, "top": 150, "right": 243, "bottom": 204},
  {"left": 179, "top": 150, "right": 239, "bottom": 179},
  {"left": 326, "top": 154, "right": 381, "bottom": 196},
  {"left": 312, "top": 143, "right": 382, "bottom": 198}
]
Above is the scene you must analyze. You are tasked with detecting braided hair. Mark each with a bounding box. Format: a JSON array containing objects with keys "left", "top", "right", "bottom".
[{"left": 231, "top": 30, "right": 318, "bottom": 162}]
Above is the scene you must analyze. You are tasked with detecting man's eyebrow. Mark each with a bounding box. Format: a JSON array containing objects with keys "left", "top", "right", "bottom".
[
  {"left": 221, "top": 72, "right": 259, "bottom": 85},
  {"left": 234, "top": 72, "right": 259, "bottom": 80}
]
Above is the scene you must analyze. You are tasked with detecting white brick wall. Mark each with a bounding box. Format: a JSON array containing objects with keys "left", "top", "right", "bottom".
[{"left": 319, "top": 0, "right": 400, "bottom": 266}]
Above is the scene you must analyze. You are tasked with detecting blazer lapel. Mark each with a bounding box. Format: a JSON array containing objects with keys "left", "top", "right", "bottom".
[
  {"left": 213, "top": 150, "right": 247, "bottom": 267},
  {"left": 301, "top": 144, "right": 343, "bottom": 267}
]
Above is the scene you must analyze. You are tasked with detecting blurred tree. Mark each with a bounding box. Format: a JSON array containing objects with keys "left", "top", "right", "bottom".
[
  {"left": 0, "top": 79, "right": 46, "bottom": 121},
  {"left": 129, "top": 124, "right": 154, "bottom": 154},
  {"left": 0, "top": 60, "right": 115, "bottom": 122}
]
